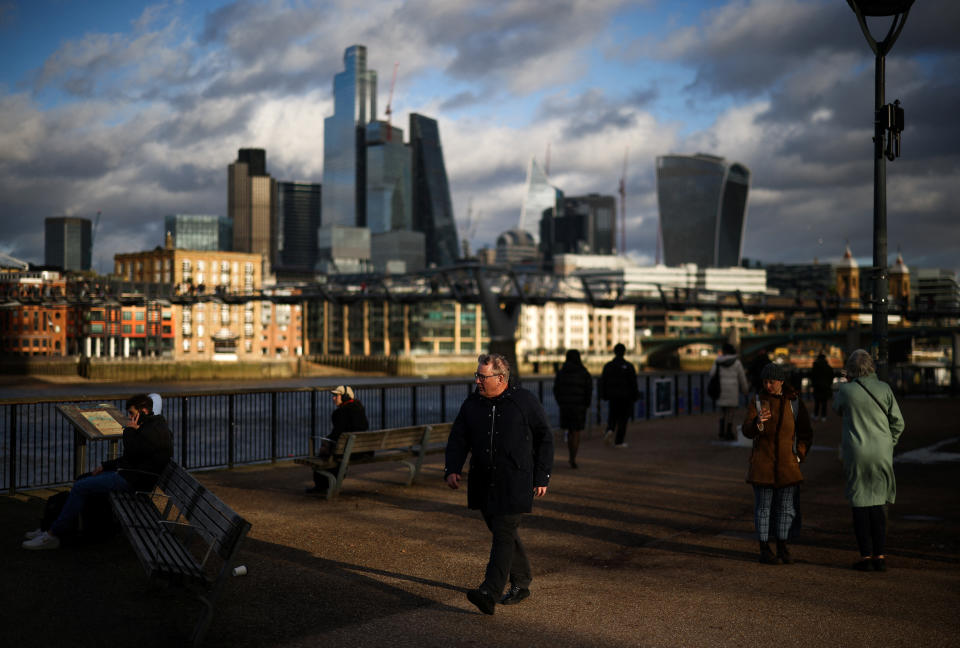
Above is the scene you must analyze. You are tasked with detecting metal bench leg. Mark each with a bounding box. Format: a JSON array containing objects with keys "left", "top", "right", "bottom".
[{"left": 191, "top": 595, "right": 214, "bottom": 647}]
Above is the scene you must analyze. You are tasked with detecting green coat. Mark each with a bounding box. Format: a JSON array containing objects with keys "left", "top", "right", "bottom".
[{"left": 833, "top": 375, "right": 905, "bottom": 507}]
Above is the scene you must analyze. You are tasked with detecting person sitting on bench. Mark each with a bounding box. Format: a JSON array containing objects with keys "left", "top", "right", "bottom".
[
  {"left": 23, "top": 393, "right": 173, "bottom": 550},
  {"left": 306, "top": 386, "right": 369, "bottom": 494}
]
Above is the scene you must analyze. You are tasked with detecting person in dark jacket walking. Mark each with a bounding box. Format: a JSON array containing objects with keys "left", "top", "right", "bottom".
[
  {"left": 445, "top": 353, "right": 553, "bottom": 615},
  {"left": 553, "top": 349, "right": 592, "bottom": 469},
  {"left": 306, "top": 385, "right": 370, "bottom": 494},
  {"left": 23, "top": 393, "right": 173, "bottom": 550},
  {"left": 810, "top": 353, "right": 835, "bottom": 422},
  {"left": 598, "top": 343, "right": 639, "bottom": 447},
  {"left": 742, "top": 363, "right": 813, "bottom": 565}
]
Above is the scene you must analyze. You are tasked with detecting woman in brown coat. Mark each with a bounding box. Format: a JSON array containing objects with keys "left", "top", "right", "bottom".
[{"left": 743, "top": 363, "right": 813, "bottom": 564}]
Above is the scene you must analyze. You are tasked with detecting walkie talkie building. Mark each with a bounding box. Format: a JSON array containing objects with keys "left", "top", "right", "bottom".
[{"left": 656, "top": 154, "right": 750, "bottom": 268}]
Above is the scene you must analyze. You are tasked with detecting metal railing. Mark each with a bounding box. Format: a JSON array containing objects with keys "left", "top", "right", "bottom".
[{"left": 1, "top": 372, "right": 718, "bottom": 494}]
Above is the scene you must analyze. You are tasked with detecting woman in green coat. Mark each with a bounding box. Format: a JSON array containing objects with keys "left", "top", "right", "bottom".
[{"left": 833, "top": 349, "right": 905, "bottom": 572}]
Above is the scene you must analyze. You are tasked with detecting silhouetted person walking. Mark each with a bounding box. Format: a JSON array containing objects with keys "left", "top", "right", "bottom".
[
  {"left": 599, "top": 343, "right": 639, "bottom": 448},
  {"left": 553, "top": 349, "right": 592, "bottom": 468}
]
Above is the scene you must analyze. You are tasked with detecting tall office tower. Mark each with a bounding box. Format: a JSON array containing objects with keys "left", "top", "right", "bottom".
[
  {"left": 44, "top": 216, "right": 91, "bottom": 271},
  {"left": 228, "top": 148, "right": 277, "bottom": 264},
  {"left": 409, "top": 113, "right": 459, "bottom": 267},
  {"left": 518, "top": 156, "right": 562, "bottom": 243},
  {"left": 539, "top": 193, "right": 616, "bottom": 260},
  {"left": 164, "top": 214, "right": 232, "bottom": 251},
  {"left": 323, "top": 45, "right": 377, "bottom": 228},
  {"left": 366, "top": 121, "right": 411, "bottom": 234},
  {"left": 656, "top": 153, "right": 750, "bottom": 267},
  {"left": 276, "top": 181, "right": 322, "bottom": 273}
]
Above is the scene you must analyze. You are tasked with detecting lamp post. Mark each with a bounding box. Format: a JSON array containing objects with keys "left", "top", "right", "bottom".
[{"left": 846, "top": 0, "right": 914, "bottom": 381}]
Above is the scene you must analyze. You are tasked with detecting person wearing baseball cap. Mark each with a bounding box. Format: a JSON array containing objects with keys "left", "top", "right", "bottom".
[{"left": 306, "top": 386, "right": 369, "bottom": 494}]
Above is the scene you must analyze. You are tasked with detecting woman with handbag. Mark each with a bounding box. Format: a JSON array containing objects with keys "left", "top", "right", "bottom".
[{"left": 833, "top": 349, "right": 905, "bottom": 572}]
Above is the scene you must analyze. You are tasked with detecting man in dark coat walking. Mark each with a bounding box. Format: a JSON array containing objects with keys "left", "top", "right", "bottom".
[
  {"left": 598, "top": 343, "right": 640, "bottom": 447},
  {"left": 445, "top": 353, "right": 553, "bottom": 615}
]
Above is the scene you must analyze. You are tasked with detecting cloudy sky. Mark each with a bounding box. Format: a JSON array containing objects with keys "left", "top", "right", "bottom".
[{"left": 1, "top": 0, "right": 957, "bottom": 275}]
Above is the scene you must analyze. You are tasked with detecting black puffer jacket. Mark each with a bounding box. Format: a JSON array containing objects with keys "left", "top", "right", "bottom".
[
  {"left": 553, "top": 363, "right": 593, "bottom": 430},
  {"left": 101, "top": 414, "right": 173, "bottom": 491},
  {"left": 445, "top": 386, "right": 553, "bottom": 515},
  {"left": 330, "top": 398, "right": 370, "bottom": 443}
]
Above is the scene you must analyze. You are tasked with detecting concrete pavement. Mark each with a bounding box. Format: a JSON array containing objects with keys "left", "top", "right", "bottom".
[{"left": 3, "top": 397, "right": 958, "bottom": 647}]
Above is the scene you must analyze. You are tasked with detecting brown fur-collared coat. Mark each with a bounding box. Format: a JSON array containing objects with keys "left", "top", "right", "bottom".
[{"left": 743, "top": 385, "right": 813, "bottom": 487}]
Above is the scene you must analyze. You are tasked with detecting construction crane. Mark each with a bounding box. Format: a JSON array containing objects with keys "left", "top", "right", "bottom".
[
  {"left": 617, "top": 150, "right": 627, "bottom": 256},
  {"left": 385, "top": 62, "right": 399, "bottom": 141}
]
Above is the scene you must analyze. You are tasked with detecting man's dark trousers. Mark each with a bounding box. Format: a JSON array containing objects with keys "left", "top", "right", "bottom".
[
  {"left": 608, "top": 398, "right": 633, "bottom": 445},
  {"left": 481, "top": 512, "right": 531, "bottom": 595}
]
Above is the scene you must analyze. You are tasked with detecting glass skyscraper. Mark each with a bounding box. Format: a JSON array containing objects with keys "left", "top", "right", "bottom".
[
  {"left": 276, "top": 182, "right": 322, "bottom": 273},
  {"left": 44, "top": 216, "right": 91, "bottom": 271},
  {"left": 365, "top": 121, "right": 411, "bottom": 234},
  {"left": 519, "top": 157, "right": 561, "bottom": 243},
  {"left": 409, "top": 113, "right": 459, "bottom": 267},
  {"left": 164, "top": 214, "right": 232, "bottom": 251},
  {"left": 539, "top": 194, "right": 616, "bottom": 260},
  {"left": 323, "top": 45, "right": 377, "bottom": 228},
  {"left": 656, "top": 153, "right": 750, "bottom": 268}
]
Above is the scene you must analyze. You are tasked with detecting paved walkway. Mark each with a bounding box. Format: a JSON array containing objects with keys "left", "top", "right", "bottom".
[{"left": 3, "top": 397, "right": 959, "bottom": 648}]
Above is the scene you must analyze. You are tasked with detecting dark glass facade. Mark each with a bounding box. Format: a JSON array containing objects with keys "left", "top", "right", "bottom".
[
  {"left": 164, "top": 214, "right": 232, "bottom": 251},
  {"left": 656, "top": 154, "right": 750, "bottom": 268},
  {"left": 409, "top": 113, "right": 459, "bottom": 267},
  {"left": 539, "top": 193, "right": 615, "bottom": 260},
  {"left": 276, "top": 182, "right": 322, "bottom": 273},
  {"left": 44, "top": 217, "right": 91, "bottom": 271}
]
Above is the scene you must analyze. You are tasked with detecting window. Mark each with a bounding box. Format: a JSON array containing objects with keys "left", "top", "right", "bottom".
[
  {"left": 90, "top": 323, "right": 104, "bottom": 333},
  {"left": 123, "top": 311, "right": 132, "bottom": 320},
  {"left": 135, "top": 325, "right": 144, "bottom": 333},
  {"left": 135, "top": 311, "right": 145, "bottom": 321},
  {"left": 183, "top": 339, "right": 190, "bottom": 352},
  {"left": 123, "top": 325, "right": 131, "bottom": 334}
]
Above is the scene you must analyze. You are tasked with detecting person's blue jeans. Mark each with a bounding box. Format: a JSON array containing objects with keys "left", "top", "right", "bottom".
[{"left": 50, "top": 471, "right": 131, "bottom": 537}]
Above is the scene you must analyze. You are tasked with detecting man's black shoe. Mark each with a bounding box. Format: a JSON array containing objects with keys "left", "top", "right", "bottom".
[
  {"left": 304, "top": 485, "right": 328, "bottom": 495},
  {"left": 500, "top": 585, "right": 530, "bottom": 605},
  {"left": 466, "top": 586, "right": 496, "bottom": 615}
]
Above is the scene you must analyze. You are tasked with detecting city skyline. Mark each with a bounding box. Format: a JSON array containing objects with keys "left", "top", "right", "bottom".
[{"left": 1, "top": 0, "right": 958, "bottom": 274}]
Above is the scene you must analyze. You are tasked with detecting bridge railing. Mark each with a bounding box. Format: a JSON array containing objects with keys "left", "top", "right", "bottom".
[{"left": 1, "top": 373, "right": 719, "bottom": 494}]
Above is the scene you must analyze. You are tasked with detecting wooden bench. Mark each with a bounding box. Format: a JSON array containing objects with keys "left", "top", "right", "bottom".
[
  {"left": 294, "top": 422, "right": 453, "bottom": 500},
  {"left": 109, "top": 460, "right": 252, "bottom": 646}
]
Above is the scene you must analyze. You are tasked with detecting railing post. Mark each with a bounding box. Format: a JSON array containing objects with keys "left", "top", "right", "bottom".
[
  {"left": 538, "top": 379, "right": 544, "bottom": 404},
  {"left": 645, "top": 375, "right": 652, "bottom": 420},
  {"left": 180, "top": 396, "right": 188, "bottom": 468},
  {"left": 411, "top": 385, "right": 418, "bottom": 426},
  {"left": 688, "top": 374, "right": 693, "bottom": 413},
  {"left": 674, "top": 374, "right": 681, "bottom": 416},
  {"left": 309, "top": 389, "right": 317, "bottom": 458},
  {"left": 270, "top": 391, "right": 278, "bottom": 463},
  {"left": 228, "top": 393, "right": 236, "bottom": 469},
  {"left": 440, "top": 383, "right": 447, "bottom": 422},
  {"left": 8, "top": 405, "right": 17, "bottom": 495},
  {"left": 381, "top": 387, "right": 387, "bottom": 429}
]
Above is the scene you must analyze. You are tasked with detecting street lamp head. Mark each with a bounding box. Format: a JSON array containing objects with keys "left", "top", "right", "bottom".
[{"left": 847, "top": 0, "right": 915, "bottom": 17}]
